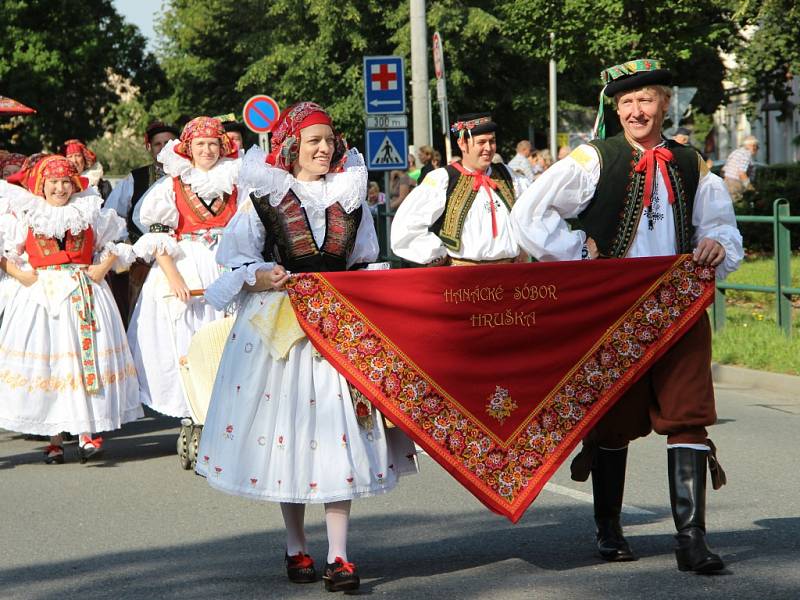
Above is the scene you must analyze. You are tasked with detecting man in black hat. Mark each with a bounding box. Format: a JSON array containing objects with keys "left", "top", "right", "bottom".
[
  {"left": 222, "top": 120, "right": 249, "bottom": 151},
  {"left": 511, "top": 59, "right": 743, "bottom": 573},
  {"left": 105, "top": 121, "right": 179, "bottom": 324},
  {"left": 391, "top": 113, "right": 528, "bottom": 266}
]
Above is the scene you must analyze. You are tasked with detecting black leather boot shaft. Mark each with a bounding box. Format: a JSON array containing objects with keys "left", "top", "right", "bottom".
[
  {"left": 668, "top": 447, "right": 724, "bottom": 573},
  {"left": 592, "top": 447, "right": 635, "bottom": 561}
]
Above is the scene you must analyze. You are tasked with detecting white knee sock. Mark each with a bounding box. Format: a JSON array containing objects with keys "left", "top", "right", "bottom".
[
  {"left": 280, "top": 502, "right": 307, "bottom": 556},
  {"left": 325, "top": 500, "right": 351, "bottom": 563}
]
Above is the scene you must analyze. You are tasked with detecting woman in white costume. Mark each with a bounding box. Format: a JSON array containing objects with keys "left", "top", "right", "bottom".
[
  {"left": 0, "top": 155, "right": 141, "bottom": 463},
  {"left": 198, "top": 103, "right": 416, "bottom": 593},
  {"left": 128, "top": 116, "right": 240, "bottom": 419}
]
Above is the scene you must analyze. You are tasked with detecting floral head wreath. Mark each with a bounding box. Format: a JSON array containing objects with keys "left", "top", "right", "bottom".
[
  {"left": 26, "top": 155, "right": 87, "bottom": 197},
  {"left": 63, "top": 139, "right": 97, "bottom": 168},
  {"left": 266, "top": 102, "right": 347, "bottom": 173},
  {"left": 174, "top": 116, "right": 238, "bottom": 162}
]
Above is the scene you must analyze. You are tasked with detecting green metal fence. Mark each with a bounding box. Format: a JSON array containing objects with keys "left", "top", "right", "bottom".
[{"left": 712, "top": 198, "right": 800, "bottom": 336}]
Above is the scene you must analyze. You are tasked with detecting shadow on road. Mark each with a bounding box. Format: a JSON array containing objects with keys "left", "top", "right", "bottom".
[
  {"left": 1, "top": 509, "right": 797, "bottom": 599},
  {"left": 0, "top": 410, "right": 180, "bottom": 470}
]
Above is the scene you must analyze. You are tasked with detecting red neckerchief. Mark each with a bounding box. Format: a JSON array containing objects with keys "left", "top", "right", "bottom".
[
  {"left": 634, "top": 145, "right": 675, "bottom": 208},
  {"left": 451, "top": 161, "right": 499, "bottom": 237}
]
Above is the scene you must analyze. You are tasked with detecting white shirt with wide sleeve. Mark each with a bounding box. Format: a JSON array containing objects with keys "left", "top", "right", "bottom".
[
  {"left": 391, "top": 165, "right": 529, "bottom": 264},
  {"left": 511, "top": 142, "right": 743, "bottom": 279}
]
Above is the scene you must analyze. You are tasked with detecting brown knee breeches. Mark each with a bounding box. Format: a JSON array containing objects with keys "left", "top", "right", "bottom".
[{"left": 593, "top": 312, "right": 716, "bottom": 447}]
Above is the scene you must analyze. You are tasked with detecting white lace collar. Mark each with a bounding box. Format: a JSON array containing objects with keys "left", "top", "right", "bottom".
[
  {"left": 9, "top": 185, "right": 102, "bottom": 237},
  {"left": 158, "top": 139, "right": 241, "bottom": 201},
  {"left": 239, "top": 146, "right": 366, "bottom": 215}
]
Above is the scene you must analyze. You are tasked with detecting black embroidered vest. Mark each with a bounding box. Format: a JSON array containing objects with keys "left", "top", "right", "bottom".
[
  {"left": 430, "top": 163, "right": 516, "bottom": 251},
  {"left": 127, "top": 164, "right": 158, "bottom": 243},
  {"left": 252, "top": 191, "right": 362, "bottom": 273},
  {"left": 578, "top": 134, "right": 700, "bottom": 258}
]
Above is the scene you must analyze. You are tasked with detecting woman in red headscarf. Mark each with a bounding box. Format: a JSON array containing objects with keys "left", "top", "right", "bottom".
[
  {"left": 0, "top": 156, "right": 142, "bottom": 463},
  {"left": 197, "top": 103, "right": 417, "bottom": 592},
  {"left": 63, "top": 139, "right": 112, "bottom": 200},
  {"left": 1, "top": 153, "right": 26, "bottom": 180},
  {"left": 127, "top": 116, "right": 241, "bottom": 421}
]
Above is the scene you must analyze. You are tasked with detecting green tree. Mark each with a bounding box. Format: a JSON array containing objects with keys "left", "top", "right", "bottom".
[
  {"left": 501, "top": 0, "right": 738, "bottom": 123},
  {"left": 151, "top": 0, "right": 740, "bottom": 157},
  {"left": 733, "top": 0, "right": 800, "bottom": 118},
  {"left": 0, "top": 0, "right": 164, "bottom": 152},
  {"left": 154, "top": 0, "right": 397, "bottom": 148}
]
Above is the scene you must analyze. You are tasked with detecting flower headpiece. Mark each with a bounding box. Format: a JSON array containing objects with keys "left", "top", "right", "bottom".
[{"left": 450, "top": 113, "right": 497, "bottom": 142}]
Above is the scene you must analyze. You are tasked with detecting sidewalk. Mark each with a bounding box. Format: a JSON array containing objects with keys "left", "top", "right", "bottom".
[{"left": 712, "top": 362, "right": 799, "bottom": 398}]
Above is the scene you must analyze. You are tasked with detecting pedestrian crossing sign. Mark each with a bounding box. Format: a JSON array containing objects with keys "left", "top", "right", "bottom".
[{"left": 365, "top": 129, "right": 408, "bottom": 171}]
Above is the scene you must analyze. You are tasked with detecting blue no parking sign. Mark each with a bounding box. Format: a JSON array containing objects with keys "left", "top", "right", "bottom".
[
  {"left": 366, "top": 129, "right": 408, "bottom": 171},
  {"left": 242, "top": 95, "right": 280, "bottom": 133}
]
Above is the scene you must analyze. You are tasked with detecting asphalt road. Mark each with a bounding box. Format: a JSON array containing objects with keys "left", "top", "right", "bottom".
[{"left": 1, "top": 380, "right": 798, "bottom": 600}]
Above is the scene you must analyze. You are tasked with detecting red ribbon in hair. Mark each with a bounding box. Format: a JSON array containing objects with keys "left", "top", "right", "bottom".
[
  {"left": 634, "top": 147, "right": 675, "bottom": 208},
  {"left": 452, "top": 161, "right": 499, "bottom": 237}
]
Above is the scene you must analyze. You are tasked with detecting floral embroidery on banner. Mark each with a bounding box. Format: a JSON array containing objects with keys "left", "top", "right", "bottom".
[
  {"left": 285, "top": 259, "right": 714, "bottom": 506},
  {"left": 485, "top": 386, "right": 517, "bottom": 424}
]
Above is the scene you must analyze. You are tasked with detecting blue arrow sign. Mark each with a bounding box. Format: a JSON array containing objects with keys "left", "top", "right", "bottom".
[
  {"left": 363, "top": 56, "right": 406, "bottom": 115},
  {"left": 366, "top": 129, "right": 408, "bottom": 171}
]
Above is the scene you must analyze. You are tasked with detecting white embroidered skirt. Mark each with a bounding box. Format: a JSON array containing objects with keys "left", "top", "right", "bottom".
[
  {"left": 196, "top": 290, "right": 417, "bottom": 503},
  {"left": 128, "top": 238, "right": 229, "bottom": 418},
  {"left": 0, "top": 274, "right": 141, "bottom": 436}
]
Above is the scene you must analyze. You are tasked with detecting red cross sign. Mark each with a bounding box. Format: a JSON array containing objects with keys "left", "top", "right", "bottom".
[{"left": 363, "top": 56, "right": 405, "bottom": 115}]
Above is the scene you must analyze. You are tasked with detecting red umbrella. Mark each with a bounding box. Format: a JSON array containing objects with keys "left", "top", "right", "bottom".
[{"left": 0, "top": 96, "right": 36, "bottom": 116}]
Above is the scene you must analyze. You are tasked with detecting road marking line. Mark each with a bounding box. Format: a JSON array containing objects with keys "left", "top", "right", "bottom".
[{"left": 544, "top": 483, "right": 656, "bottom": 515}]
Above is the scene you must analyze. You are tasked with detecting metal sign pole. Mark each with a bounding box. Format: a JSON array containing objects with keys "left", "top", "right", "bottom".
[{"left": 432, "top": 32, "right": 452, "bottom": 163}]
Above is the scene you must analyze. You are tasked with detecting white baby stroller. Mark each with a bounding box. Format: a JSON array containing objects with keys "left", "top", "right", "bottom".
[{"left": 177, "top": 316, "right": 235, "bottom": 469}]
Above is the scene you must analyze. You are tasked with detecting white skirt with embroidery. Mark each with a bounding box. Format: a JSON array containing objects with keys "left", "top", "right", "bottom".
[
  {"left": 128, "top": 237, "right": 229, "bottom": 418},
  {"left": 0, "top": 275, "right": 142, "bottom": 436},
  {"left": 196, "top": 290, "right": 418, "bottom": 503}
]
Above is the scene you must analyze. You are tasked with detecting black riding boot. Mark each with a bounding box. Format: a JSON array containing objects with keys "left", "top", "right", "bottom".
[
  {"left": 592, "top": 447, "right": 636, "bottom": 561},
  {"left": 668, "top": 447, "right": 724, "bottom": 573}
]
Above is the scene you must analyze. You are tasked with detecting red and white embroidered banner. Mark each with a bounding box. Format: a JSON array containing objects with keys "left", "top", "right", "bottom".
[{"left": 285, "top": 256, "right": 715, "bottom": 522}]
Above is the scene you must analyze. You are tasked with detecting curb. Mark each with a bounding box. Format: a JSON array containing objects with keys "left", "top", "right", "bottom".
[{"left": 711, "top": 363, "right": 799, "bottom": 397}]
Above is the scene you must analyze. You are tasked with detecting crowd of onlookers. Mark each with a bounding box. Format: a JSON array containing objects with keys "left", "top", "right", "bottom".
[{"left": 363, "top": 128, "right": 764, "bottom": 217}]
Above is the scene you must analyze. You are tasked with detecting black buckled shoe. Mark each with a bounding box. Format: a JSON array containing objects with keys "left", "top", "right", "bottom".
[
  {"left": 285, "top": 552, "right": 316, "bottom": 583},
  {"left": 43, "top": 444, "right": 64, "bottom": 465},
  {"left": 323, "top": 557, "right": 360, "bottom": 592}
]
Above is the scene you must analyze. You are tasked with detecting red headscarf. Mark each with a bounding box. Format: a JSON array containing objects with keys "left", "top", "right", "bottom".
[
  {"left": 22, "top": 155, "right": 87, "bottom": 197},
  {"left": 5, "top": 152, "right": 49, "bottom": 189},
  {"left": 63, "top": 139, "right": 97, "bottom": 168},
  {"left": 267, "top": 102, "right": 347, "bottom": 173},
  {"left": 174, "top": 116, "right": 238, "bottom": 161},
  {"left": 1, "top": 153, "right": 26, "bottom": 177}
]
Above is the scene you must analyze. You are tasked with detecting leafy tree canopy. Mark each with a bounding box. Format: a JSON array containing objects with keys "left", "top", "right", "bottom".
[
  {"left": 733, "top": 0, "right": 800, "bottom": 117},
  {"left": 0, "top": 0, "right": 164, "bottom": 152},
  {"left": 153, "top": 0, "right": 742, "bottom": 156}
]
